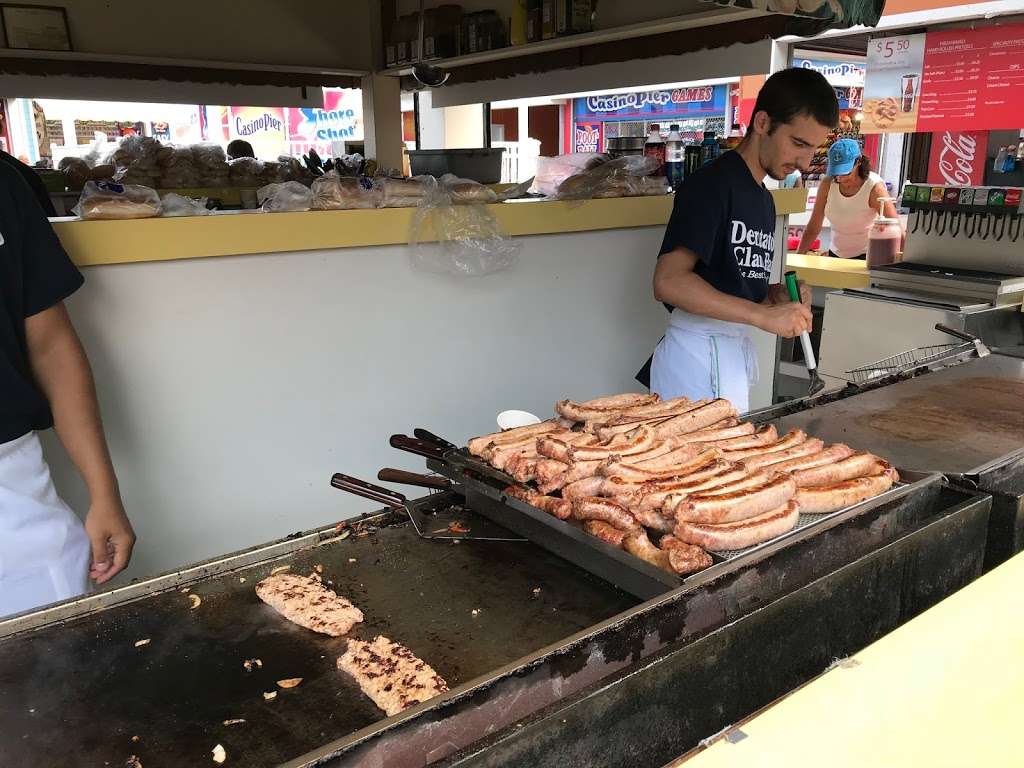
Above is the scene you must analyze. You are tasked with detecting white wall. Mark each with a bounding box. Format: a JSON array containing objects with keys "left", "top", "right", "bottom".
[{"left": 45, "top": 227, "right": 670, "bottom": 581}]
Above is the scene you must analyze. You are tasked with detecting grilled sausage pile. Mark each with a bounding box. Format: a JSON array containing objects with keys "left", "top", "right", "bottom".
[{"left": 469, "top": 394, "right": 898, "bottom": 576}]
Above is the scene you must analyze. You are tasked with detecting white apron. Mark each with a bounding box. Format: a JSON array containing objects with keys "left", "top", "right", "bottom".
[
  {"left": 0, "top": 432, "right": 90, "bottom": 619},
  {"left": 650, "top": 308, "right": 759, "bottom": 414}
]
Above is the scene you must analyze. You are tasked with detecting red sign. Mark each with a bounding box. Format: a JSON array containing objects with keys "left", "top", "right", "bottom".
[
  {"left": 927, "top": 130, "right": 988, "bottom": 186},
  {"left": 917, "top": 23, "right": 1024, "bottom": 132}
]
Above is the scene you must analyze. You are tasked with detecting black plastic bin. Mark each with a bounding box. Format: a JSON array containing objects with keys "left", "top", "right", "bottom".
[{"left": 407, "top": 148, "right": 505, "bottom": 183}]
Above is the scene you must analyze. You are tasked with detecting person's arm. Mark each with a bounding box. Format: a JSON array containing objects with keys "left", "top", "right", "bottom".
[
  {"left": 868, "top": 181, "right": 901, "bottom": 222},
  {"left": 797, "top": 179, "right": 830, "bottom": 254},
  {"left": 653, "top": 247, "right": 811, "bottom": 338},
  {"left": 25, "top": 303, "right": 134, "bottom": 584}
]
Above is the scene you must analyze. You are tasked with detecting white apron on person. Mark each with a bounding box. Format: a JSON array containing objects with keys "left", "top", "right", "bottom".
[
  {"left": 0, "top": 431, "right": 90, "bottom": 618},
  {"left": 649, "top": 308, "right": 759, "bottom": 414}
]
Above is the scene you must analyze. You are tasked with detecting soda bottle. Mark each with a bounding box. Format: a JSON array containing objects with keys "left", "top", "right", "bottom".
[
  {"left": 643, "top": 124, "right": 665, "bottom": 177},
  {"left": 664, "top": 124, "right": 684, "bottom": 189}
]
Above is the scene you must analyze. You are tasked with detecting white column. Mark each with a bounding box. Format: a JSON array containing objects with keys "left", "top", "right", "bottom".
[
  {"left": 517, "top": 104, "right": 530, "bottom": 144},
  {"left": 416, "top": 89, "right": 447, "bottom": 150},
  {"left": 360, "top": 74, "right": 404, "bottom": 171}
]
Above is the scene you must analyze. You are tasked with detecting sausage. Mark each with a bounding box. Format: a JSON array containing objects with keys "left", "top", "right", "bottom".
[
  {"left": 742, "top": 438, "right": 825, "bottom": 471},
  {"left": 593, "top": 399, "right": 712, "bottom": 438},
  {"left": 507, "top": 454, "right": 537, "bottom": 482},
  {"left": 794, "top": 467, "right": 898, "bottom": 514},
  {"left": 561, "top": 458, "right": 606, "bottom": 485},
  {"left": 600, "top": 447, "right": 722, "bottom": 482},
  {"left": 535, "top": 432, "right": 599, "bottom": 462},
  {"left": 629, "top": 507, "right": 676, "bottom": 533},
  {"left": 571, "top": 497, "right": 642, "bottom": 533},
  {"left": 584, "top": 520, "right": 629, "bottom": 548},
  {"left": 468, "top": 421, "right": 561, "bottom": 456},
  {"left": 623, "top": 530, "right": 672, "bottom": 572},
  {"left": 535, "top": 459, "right": 569, "bottom": 494},
  {"left": 659, "top": 535, "right": 714, "bottom": 575},
  {"left": 673, "top": 500, "right": 800, "bottom": 551},
  {"left": 633, "top": 465, "right": 750, "bottom": 513},
  {"left": 502, "top": 485, "right": 572, "bottom": 519},
  {"left": 768, "top": 444, "right": 854, "bottom": 475},
  {"left": 555, "top": 393, "right": 659, "bottom": 422},
  {"left": 671, "top": 419, "right": 754, "bottom": 445},
  {"left": 568, "top": 425, "right": 656, "bottom": 461},
  {"left": 561, "top": 475, "right": 607, "bottom": 500},
  {"left": 710, "top": 424, "right": 778, "bottom": 451},
  {"left": 674, "top": 473, "right": 797, "bottom": 524},
  {"left": 691, "top": 470, "right": 773, "bottom": 498},
  {"left": 721, "top": 429, "right": 807, "bottom": 460},
  {"left": 791, "top": 452, "right": 885, "bottom": 488},
  {"left": 604, "top": 396, "right": 701, "bottom": 424},
  {"left": 653, "top": 399, "right": 738, "bottom": 439},
  {"left": 629, "top": 443, "right": 703, "bottom": 469}
]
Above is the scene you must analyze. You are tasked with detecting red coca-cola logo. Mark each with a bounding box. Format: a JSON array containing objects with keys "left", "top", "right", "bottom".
[{"left": 937, "top": 131, "right": 977, "bottom": 185}]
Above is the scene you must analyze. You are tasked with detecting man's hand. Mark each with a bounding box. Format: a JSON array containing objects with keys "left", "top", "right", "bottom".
[
  {"left": 755, "top": 302, "right": 813, "bottom": 338},
  {"left": 765, "top": 281, "right": 811, "bottom": 306},
  {"left": 84, "top": 497, "right": 135, "bottom": 584}
]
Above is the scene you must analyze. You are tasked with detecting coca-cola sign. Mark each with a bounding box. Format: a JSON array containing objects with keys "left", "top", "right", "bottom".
[{"left": 927, "top": 130, "right": 987, "bottom": 187}]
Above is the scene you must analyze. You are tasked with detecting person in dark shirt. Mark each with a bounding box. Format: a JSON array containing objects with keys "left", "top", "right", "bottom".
[
  {"left": 0, "top": 160, "right": 134, "bottom": 617},
  {"left": 0, "top": 150, "right": 57, "bottom": 216},
  {"left": 649, "top": 68, "right": 838, "bottom": 412},
  {"left": 226, "top": 139, "right": 256, "bottom": 160}
]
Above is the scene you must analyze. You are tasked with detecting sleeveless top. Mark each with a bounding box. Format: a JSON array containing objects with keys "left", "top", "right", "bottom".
[{"left": 825, "top": 171, "right": 883, "bottom": 258}]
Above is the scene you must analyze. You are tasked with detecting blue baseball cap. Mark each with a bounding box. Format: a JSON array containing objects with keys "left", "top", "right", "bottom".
[{"left": 826, "top": 138, "right": 862, "bottom": 176}]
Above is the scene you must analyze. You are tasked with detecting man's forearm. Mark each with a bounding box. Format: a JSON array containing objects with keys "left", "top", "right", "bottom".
[
  {"left": 656, "top": 271, "right": 764, "bottom": 328},
  {"left": 29, "top": 321, "right": 119, "bottom": 501}
]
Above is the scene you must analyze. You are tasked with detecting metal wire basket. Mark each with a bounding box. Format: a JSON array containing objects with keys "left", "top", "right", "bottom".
[{"left": 846, "top": 341, "right": 978, "bottom": 385}]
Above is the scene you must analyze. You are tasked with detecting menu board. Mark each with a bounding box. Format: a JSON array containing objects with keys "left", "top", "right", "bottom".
[{"left": 863, "top": 23, "right": 1024, "bottom": 133}]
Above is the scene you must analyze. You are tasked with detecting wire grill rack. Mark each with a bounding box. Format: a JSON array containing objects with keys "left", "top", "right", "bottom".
[{"left": 846, "top": 341, "right": 978, "bottom": 385}]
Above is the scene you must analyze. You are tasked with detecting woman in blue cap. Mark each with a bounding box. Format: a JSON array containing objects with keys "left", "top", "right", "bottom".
[{"left": 797, "top": 138, "right": 901, "bottom": 259}]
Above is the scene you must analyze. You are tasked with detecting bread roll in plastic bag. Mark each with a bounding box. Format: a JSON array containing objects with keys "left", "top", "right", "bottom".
[
  {"left": 257, "top": 181, "right": 312, "bottom": 212},
  {"left": 72, "top": 180, "right": 161, "bottom": 220},
  {"left": 160, "top": 193, "right": 210, "bottom": 217},
  {"left": 311, "top": 172, "right": 382, "bottom": 210}
]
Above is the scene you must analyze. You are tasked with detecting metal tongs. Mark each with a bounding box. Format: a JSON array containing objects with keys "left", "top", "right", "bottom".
[
  {"left": 935, "top": 324, "right": 991, "bottom": 358},
  {"left": 330, "top": 473, "right": 524, "bottom": 542}
]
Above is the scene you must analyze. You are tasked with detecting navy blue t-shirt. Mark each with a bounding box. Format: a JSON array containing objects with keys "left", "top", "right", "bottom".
[
  {"left": 659, "top": 150, "right": 776, "bottom": 304},
  {"left": 0, "top": 162, "right": 84, "bottom": 443}
]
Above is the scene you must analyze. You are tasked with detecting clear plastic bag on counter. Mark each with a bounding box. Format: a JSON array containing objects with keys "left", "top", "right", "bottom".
[
  {"left": 438, "top": 173, "right": 498, "bottom": 205},
  {"left": 159, "top": 193, "right": 210, "bottom": 217},
  {"left": 381, "top": 175, "right": 438, "bottom": 208},
  {"left": 555, "top": 155, "right": 663, "bottom": 201},
  {"left": 408, "top": 181, "right": 520, "bottom": 277},
  {"left": 310, "top": 172, "right": 383, "bottom": 210},
  {"left": 530, "top": 153, "right": 609, "bottom": 197},
  {"left": 257, "top": 181, "right": 312, "bottom": 212},
  {"left": 72, "top": 180, "right": 161, "bottom": 220}
]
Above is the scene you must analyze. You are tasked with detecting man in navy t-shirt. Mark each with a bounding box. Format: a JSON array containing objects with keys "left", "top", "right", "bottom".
[{"left": 650, "top": 68, "right": 838, "bottom": 413}]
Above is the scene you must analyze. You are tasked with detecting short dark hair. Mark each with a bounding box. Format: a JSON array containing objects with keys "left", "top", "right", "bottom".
[
  {"left": 752, "top": 68, "right": 839, "bottom": 133},
  {"left": 227, "top": 139, "right": 255, "bottom": 159}
]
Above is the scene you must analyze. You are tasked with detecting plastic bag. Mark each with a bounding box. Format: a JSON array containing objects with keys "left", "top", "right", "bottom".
[
  {"left": 555, "top": 155, "right": 663, "bottom": 200},
  {"left": 381, "top": 175, "right": 437, "bottom": 208},
  {"left": 160, "top": 193, "right": 209, "bottom": 217},
  {"left": 72, "top": 180, "right": 161, "bottom": 220},
  {"left": 438, "top": 173, "right": 497, "bottom": 205},
  {"left": 257, "top": 181, "right": 312, "bottom": 212},
  {"left": 530, "top": 153, "right": 608, "bottom": 197},
  {"left": 228, "top": 157, "right": 265, "bottom": 187},
  {"left": 310, "top": 172, "right": 382, "bottom": 210},
  {"left": 409, "top": 178, "right": 519, "bottom": 277}
]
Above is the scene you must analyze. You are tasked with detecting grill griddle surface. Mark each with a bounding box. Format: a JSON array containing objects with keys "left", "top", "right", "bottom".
[
  {"left": 0, "top": 510, "right": 635, "bottom": 767},
  {"left": 774, "top": 355, "right": 1024, "bottom": 475}
]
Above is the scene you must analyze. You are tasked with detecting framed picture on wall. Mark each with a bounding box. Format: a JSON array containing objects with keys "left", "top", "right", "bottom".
[{"left": 1, "top": 4, "right": 72, "bottom": 51}]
